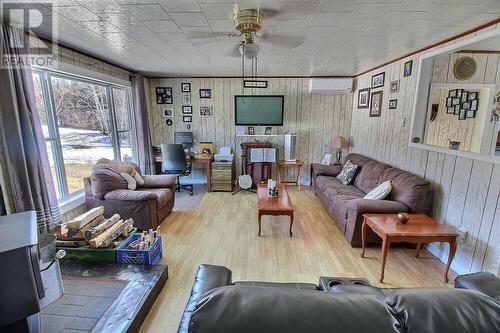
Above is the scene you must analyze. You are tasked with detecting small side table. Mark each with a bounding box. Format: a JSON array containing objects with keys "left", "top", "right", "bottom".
[
  {"left": 278, "top": 160, "right": 304, "bottom": 190},
  {"left": 361, "top": 214, "right": 458, "bottom": 283}
]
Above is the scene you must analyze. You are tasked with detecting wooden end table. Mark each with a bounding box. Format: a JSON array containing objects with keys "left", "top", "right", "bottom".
[
  {"left": 361, "top": 214, "right": 458, "bottom": 283},
  {"left": 278, "top": 160, "right": 304, "bottom": 190},
  {"left": 256, "top": 184, "right": 294, "bottom": 237}
]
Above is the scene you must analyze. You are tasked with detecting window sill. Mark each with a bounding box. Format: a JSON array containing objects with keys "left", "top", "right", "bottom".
[{"left": 58, "top": 190, "right": 85, "bottom": 215}]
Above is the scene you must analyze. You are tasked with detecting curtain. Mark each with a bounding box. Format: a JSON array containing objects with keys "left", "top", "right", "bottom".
[
  {"left": 0, "top": 23, "right": 61, "bottom": 232},
  {"left": 130, "top": 73, "right": 154, "bottom": 174}
]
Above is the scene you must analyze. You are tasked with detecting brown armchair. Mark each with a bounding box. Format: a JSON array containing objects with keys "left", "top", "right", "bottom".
[{"left": 84, "top": 169, "right": 176, "bottom": 230}]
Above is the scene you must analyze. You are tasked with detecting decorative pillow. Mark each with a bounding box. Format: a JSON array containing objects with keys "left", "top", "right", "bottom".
[
  {"left": 336, "top": 160, "right": 358, "bottom": 185},
  {"left": 134, "top": 173, "right": 145, "bottom": 186},
  {"left": 364, "top": 180, "right": 392, "bottom": 200},
  {"left": 120, "top": 172, "right": 137, "bottom": 190}
]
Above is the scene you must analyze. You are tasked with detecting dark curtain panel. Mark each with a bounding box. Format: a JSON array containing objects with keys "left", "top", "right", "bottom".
[
  {"left": 130, "top": 73, "right": 154, "bottom": 174},
  {"left": 0, "top": 23, "right": 61, "bottom": 232}
]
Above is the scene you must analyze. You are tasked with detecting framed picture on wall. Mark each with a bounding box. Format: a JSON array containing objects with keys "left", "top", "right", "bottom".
[
  {"left": 469, "top": 91, "right": 478, "bottom": 100},
  {"left": 448, "top": 89, "right": 457, "bottom": 98},
  {"left": 446, "top": 97, "right": 453, "bottom": 107},
  {"left": 200, "top": 106, "right": 212, "bottom": 116},
  {"left": 163, "top": 108, "right": 174, "bottom": 118},
  {"left": 247, "top": 126, "right": 255, "bottom": 135},
  {"left": 388, "top": 99, "right": 397, "bottom": 109},
  {"left": 369, "top": 90, "right": 383, "bottom": 117},
  {"left": 447, "top": 106, "right": 455, "bottom": 114},
  {"left": 182, "top": 94, "right": 191, "bottom": 104},
  {"left": 181, "top": 82, "right": 191, "bottom": 93},
  {"left": 371, "top": 72, "right": 385, "bottom": 88},
  {"left": 404, "top": 60, "right": 413, "bottom": 77},
  {"left": 199, "top": 89, "right": 211, "bottom": 98},
  {"left": 461, "top": 91, "right": 469, "bottom": 103},
  {"left": 182, "top": 105, "right": 192, "bottom": 114},
  {"left": 183, "top": 115, "right": 192, "bottom": 122},
  {"left": 458, "top": 110, "right": 466, "bottom": 120},
  {"left": 470, "top": 99, "right": 478, "bottom": 111},
  {"left": 357, "top": 88, "right": 370, "bottom": 109},
  {"left": 156, "top": 87, "right": 172, "bottom": 104},
  {"left": 466, "top": 110, "right": 476, "bottom": 118},
  {"left": 454, "top": 104, "right": 460, "bottom": 115},
  {"left": 390, "top": 80, "right": 399, "bottom": 93}
]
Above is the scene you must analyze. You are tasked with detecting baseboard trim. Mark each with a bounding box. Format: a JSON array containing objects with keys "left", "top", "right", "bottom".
[{"left": 425, "top": 243, "right": 469, "bottom": 276}]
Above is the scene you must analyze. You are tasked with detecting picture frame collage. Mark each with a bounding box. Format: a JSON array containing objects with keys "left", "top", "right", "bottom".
[
  {"left": 446, "top": 89, "right": 479, "bottom": 120},
  {"left": 358, "top": 60, "right": 412, "bottom": 117}
]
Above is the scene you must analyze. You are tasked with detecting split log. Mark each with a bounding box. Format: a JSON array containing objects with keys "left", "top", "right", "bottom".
[
  {"left": 67, "top": 215, "right": 105, "bottom": 238},
  {"left": 66, "top": 206, "right": 104, "bottom": 230},
  {"left": 55, "top": 240, "right": 88, "bottom": 248},
  {"left": 88, "top": 218, "right": 134, "bottom": 248},
  {"left": 84, "top": 214, "right": 120, "bottom": 241}
]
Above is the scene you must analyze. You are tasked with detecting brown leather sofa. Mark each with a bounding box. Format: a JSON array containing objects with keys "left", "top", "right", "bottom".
[
  {"left": 178, "top": 265, "right": 500, "bottom": 333},
  {"left": 311, "top": 153, "right": 433, "bottom": 247},
  {"left": 84, "top": 168, "right": 176, "bottom": 230}
]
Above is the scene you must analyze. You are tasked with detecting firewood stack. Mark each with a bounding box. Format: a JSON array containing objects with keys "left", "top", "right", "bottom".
[{"left": 55, "top": 206, "right": 134, "bottom": 248}]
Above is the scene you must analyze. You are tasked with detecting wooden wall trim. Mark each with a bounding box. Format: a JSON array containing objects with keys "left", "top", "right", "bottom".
[
  {"left": 456, "top": 50, "right": 500, "bottom": 54},
  {"left": 355, "top": 18, "right": 500, "bottom": 77},
  {"left": 27, "top": 31, "right": 134, "bottom": 73},
  {"left": 147, "top": 75, "right": 355, "bottom": 79}
]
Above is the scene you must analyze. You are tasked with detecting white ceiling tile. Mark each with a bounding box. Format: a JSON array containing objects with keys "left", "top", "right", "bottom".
[
  {"left": 77, "top": 0, "right": 128, "bottom": 14},
  {"left": 266, "top": 19, "right": 309, "bottom": 34},
  {"left": 144, "top": 20, "right": 180, "bottom": 32},
  {"left": 58, "top": 5, "right": 103, "bottom": 21},
  {"left": 169, "top": 12, "right": 209, "bottom": 27},
  {"left": 122, "top": 4, "right": 170, "bottom": 20},
  {"left": 318, "top": 0, "right": 360, "bottom": 12},
  {"left": 180, "top": 26, "right": 214, "bottom": 38},
  {"left": 199, "top": 3, "right": 237, "bottom": 20},
  {"left": 159, "top": 0, "right": 201, "bottom": 13},
  {"left": 100, "top": 13, "right": 144, "bottom": 27},
  {"left": 79, "top": 20, "right": 121, "bottom": 34},
  {"left": 208, "top": 19, "right": 234, "bottom": 33}
]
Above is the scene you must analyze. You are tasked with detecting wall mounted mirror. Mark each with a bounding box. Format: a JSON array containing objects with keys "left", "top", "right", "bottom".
[{"left": 411, "top": 29, "right": 500, "bottom": 162}]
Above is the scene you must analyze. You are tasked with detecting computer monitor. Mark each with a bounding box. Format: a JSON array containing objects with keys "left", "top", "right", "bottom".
[{"left": 174, "top": 131, "right": 194, "bottom": 149}]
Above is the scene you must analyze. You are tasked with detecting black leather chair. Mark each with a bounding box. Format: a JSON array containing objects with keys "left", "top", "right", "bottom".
[
  {"left": 161, "top": 144, "right": 193, "bottom": 195},
  {"left": 178, "top": 265, "right": 500, "bottom": 333}
]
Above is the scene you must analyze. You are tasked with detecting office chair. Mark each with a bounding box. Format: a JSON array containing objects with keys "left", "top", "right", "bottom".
[{"left": 161, "top": 144, "right": 193, "bottom": 195}]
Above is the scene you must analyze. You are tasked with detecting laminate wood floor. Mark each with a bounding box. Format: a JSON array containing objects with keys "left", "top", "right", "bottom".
[{"left": 139, "top": 186, "right": 456, "bottom": 333}]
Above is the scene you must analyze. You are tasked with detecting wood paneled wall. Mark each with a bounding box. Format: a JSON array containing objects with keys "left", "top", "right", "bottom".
[
  {"left": 350, "top": 24, "right": 500, "bottom": 275},
  {"left": 147, "top": 78, "right": 353, "bottom": 183}
]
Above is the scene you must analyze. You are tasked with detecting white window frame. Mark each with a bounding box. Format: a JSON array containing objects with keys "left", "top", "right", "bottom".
[{"left": 32, "top": 67, "right": 137, "bottom": 212}]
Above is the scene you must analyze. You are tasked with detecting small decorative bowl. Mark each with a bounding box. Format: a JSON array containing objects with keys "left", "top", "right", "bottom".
[{"left": 398, "top": 212, "right": 409, "bottom": 224}]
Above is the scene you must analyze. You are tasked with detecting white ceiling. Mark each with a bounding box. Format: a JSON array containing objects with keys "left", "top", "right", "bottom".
[{"left": 3, "top": 0, "right": 500, "bottom": 76}]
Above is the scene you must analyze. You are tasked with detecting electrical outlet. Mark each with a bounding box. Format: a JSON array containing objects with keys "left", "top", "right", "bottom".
[{"left": 457, "top": 227, "right": 468, "bottom": 241}]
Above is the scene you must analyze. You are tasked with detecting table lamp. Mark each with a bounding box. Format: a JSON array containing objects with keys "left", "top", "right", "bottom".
[{"left": 332, "top": 136, "right": 349, "bottom": 165}]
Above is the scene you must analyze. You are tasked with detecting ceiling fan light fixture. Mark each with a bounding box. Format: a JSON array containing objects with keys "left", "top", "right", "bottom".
[{"left": 240, "top": 42, "right": 259, "bottom": 59}]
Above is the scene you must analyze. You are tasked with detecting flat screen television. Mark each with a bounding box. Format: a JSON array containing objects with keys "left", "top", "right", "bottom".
[{"left": 234, "top": 95, "right": 284, "bottom": 126}]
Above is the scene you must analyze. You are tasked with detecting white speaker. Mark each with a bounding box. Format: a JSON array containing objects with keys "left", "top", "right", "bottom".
[{"left": 284, "top": 133, "right": 297, "bottom": 162}]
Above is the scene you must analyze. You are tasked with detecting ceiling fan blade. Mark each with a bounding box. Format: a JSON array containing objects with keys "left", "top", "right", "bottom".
[
  {"left": 259, "top": 32, "right": 304, "bottom": 48},
  {"left": 225, "top": 43, "right": 242, "bottom": 57}
]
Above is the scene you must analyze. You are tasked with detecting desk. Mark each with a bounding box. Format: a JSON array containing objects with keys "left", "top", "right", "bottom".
[{"left": 154, "top": 154, "right": 214, "bottom": 192}]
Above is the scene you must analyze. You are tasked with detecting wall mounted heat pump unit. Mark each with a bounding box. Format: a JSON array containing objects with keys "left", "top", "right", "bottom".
[{"left": 308, "top": 78, "right": 353, "bottom": 93}]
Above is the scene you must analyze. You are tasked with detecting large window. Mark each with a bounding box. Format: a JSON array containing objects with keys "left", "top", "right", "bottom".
[{"left": 33, "top": 70, "right": 135, "bottom": 200}]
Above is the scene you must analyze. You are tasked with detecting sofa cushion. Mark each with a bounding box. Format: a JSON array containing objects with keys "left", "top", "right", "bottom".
[
  {"left": 315, "top": 175, "right": 342, "bottom": 193},
  {"left": 336, "top": 160, "right": 358, "bottom": 185},
  {"left": 330, "top": 194, "right": 361, "bottom": 219},
  {"left": 380, "top": 167, "right": 432, "bottom": 213},
  {"left": 343, "top": 153, "right": 371, "bottom": 167},
  {"left": 91, "top": 169, "right": 128, "bottom": 199},
  {"left": 323, "top": 186, "right": 365, "bottom": 200},
  {"left": 364, "top": 180, "right": 392, "bottom": 200},
  {"left": 139, "top": 188, "right": 173, "bottom": 208},
  {"left": 354, "top": 160, "right": 390, "bottom": 193}
]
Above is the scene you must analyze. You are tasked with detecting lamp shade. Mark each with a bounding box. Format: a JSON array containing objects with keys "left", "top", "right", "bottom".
[{"left": 332, "top": 136, "right": 349, "bottom": 149}]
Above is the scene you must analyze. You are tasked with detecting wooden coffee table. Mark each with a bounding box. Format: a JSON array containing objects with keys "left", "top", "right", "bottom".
[
  {"left": 257, "top": 184, "right": 294, "bottom": 237},
  {"left": 361, "top": 214, "right": 458, "bottom": 283}
]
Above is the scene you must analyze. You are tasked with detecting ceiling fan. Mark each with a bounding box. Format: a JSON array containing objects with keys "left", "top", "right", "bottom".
[{"left": 227, "top": 8, "right": 304, "bottom": 59}]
